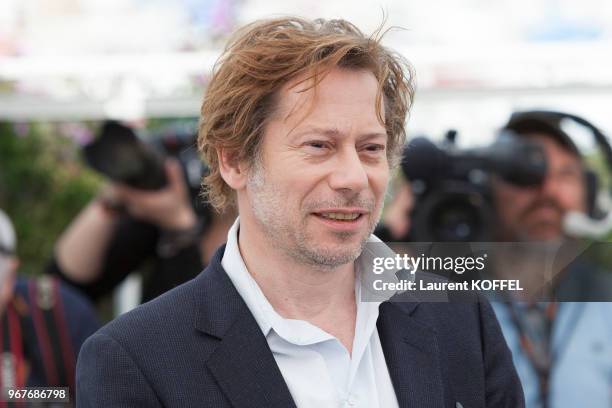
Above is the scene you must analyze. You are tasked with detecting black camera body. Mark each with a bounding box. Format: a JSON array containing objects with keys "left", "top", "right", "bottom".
[
  {"left": 83, "top": 120, "right": 211, "bottom": 221},
  {"left": 402, "top": 131, "right": 547, "bottom": 242},
  {"left": 83, "top": 121, "right": 168, "bottom": 190}
]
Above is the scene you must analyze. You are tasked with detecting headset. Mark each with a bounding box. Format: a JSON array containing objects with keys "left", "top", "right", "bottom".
[{"left": 504, "top": 110, "right": 612, "bottom": 238}]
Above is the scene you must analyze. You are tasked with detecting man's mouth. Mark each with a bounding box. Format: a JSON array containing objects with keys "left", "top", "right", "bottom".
[
  {"left": 312, "top": 209, "right": 369, "bottom": 224},
  {"left": 311, "top": 209, "right": 369, "bottom": 233},
  {"left": 316, "top": 212, "right": 362, "bottom": 221},
  {"left": 526, "top": 205, "right": 562, "bottom": 220}
]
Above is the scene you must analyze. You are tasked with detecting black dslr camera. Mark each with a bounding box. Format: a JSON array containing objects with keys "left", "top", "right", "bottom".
[
  {"left": 83, "top": 120, "right": 210, "bottom": 219},
  {"left": 83, "top": 121, "right": 168, "bottom": 190},
  {"left": 402, "top": 131, "right": 547, "bottom": 242}
]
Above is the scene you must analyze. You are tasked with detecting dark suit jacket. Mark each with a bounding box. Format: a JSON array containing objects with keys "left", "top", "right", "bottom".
[{"left": 76, "top": 245, "right": 524, "bottom": 408}]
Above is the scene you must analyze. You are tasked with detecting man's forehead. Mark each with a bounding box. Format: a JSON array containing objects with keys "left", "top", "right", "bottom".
[
  {"left": 519, "top": 132, "right": 582, "bottom": 162},
  {"left": 267, "top": 73, "right": 386, "bottom": 147},
  {"left": 273, "top": 68, "right": 381, "bottom": 119}
]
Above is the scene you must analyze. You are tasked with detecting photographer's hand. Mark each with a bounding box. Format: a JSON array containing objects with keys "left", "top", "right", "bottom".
[{"left": 115, "top": 159, "right": 197, "bottom": 230}]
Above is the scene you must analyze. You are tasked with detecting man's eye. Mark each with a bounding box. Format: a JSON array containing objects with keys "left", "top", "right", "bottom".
[
  {"left": 555, "top": 167, "right": 582, "bottom": 180},
  {"left": 364, "top": 144, "right": 386, "bottom": 152},
  {"left": 306, "top": 141, "right": 329, "bottom": 149}
]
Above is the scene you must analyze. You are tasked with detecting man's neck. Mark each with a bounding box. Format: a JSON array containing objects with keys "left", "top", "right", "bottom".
[
  {"left": 201, "top": 210, "right": 238, "bottom": 265},
  {"left": 237, "top": 221, "right": 358, "bottom": 353}
]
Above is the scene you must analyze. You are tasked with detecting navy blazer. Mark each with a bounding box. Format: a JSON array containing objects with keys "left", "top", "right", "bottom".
[{"left": 77, "top": 245, "right": 524, "bottom": 407}]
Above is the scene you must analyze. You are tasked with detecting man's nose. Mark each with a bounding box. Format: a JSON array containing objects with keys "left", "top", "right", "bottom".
[
  {"left": 537, "top": 172, "right": 563, "bottom": 201},
  {"left": 327, "top": 149, "right": 369, "bottom": 193}
]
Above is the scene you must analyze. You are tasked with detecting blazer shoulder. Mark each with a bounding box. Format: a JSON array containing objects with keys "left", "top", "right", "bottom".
[
  {"left": 77, "top": 330, "right": 163, "bottom": 407},
  {"left": 94, "top": 272, "right": 204, "bottom": 348}
]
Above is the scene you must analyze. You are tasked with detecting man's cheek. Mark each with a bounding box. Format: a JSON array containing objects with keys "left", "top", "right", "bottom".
[
  {"left": 564, "top": 187, "right": 587, "bottom": 212},
  {"left": 372, "top": 178, "right": 389, "bottom": 204}
]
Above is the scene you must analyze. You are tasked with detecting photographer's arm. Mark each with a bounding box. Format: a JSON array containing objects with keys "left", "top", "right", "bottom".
[
  {"left": 48, "top": 195, "right": 161, "bottom": 300},
  {"left": 49, "top": 160, "right": 199, "bottom": 300},
  {"left": 54, "top": 195, "right": 119, "bottom": 284},
  {"left": 48, "top": 215, "right": 160, "bottom": 299}
]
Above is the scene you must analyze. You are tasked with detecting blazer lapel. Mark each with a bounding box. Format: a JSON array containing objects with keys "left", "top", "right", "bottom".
[
  {"left": 193, "top": 246, "right": 297, "bottom": 408},
  {"left": 377, "top": 300, "right": 451, "bottom": 408},
  {"left": 205, "top": 309, "right": 297, "bottom": 408}
]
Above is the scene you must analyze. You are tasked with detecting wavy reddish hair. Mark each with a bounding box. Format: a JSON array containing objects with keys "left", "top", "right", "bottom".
[{"left": 198, "top": 17, "right": 415, "bottom": 211}]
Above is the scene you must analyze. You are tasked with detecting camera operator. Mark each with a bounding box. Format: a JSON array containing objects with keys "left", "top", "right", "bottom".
[
  {"left": 489, "top": 111, "right": 612, "bottom": 408},
  {"left": 378, "top": 111, "right": 612, "bottom": 408},
  {"left": 493, "top": 114, "right": 586, "bottom": 242},
  {"left": 377, "top": 126, "right": 549, "bottom": 244},
  {"left": 46, "top": 122, "right": 236, "bottom": 304},
  {"left": 1, "top": 208, "right": 99, "bottom": 402}
]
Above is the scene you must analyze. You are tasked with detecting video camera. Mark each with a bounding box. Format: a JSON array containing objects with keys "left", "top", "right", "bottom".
[{"left": 401, "top": 131, "right": 547, "bottom": 242}]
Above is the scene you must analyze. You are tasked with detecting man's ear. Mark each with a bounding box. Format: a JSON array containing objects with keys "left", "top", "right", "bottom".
[{"left": 217, "top": 148, "right": 248, "bottom": 190}]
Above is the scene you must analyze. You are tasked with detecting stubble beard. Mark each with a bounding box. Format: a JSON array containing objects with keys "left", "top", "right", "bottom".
[{"left": 247, "top": 161, "right": 380, "bottom": 270}]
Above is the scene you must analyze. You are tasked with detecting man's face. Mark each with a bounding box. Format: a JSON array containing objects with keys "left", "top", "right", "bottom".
[
  {"left": 493, "top": 133, "right": 587, "bottom": 241},
  {"left": 242, "top": 68, "right": 389, "bottom": 268}
]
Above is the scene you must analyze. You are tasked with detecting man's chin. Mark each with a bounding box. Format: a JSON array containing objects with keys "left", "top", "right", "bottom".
[
  {"left": 298, "top": 240, "right": 365, "bottom": 268},
  {"left": 523, "top": 224, "right": 564, "bottom": 242}
]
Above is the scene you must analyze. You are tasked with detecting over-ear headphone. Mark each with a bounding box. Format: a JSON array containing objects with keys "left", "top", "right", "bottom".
[{"left": 503, "top": 110, "right": 612, "bottom": 219}]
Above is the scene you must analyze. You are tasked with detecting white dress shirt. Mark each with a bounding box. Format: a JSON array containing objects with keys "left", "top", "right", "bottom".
[{"left": 221, "top": 217, "right": 400, "bottom": 408}]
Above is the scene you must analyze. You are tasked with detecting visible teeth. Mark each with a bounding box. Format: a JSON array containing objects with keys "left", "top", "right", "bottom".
[{"left": 320, "top": 212, "right": 360, "bottom": 220}]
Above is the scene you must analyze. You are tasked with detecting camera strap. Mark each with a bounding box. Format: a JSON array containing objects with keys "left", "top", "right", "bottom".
[
  {"left": 506, "top": 301, "right": 585, "bottom": 408},
  {"left": 27, "top": 277, "right": 76, "bottom": 391},
  {"left": 0, "top": 302, "right": 27, "bottom": 408}
]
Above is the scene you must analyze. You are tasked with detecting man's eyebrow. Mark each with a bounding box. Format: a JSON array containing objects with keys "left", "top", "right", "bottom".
[{"left": 290, "top": 126, "right": 387, "bottom": 140}]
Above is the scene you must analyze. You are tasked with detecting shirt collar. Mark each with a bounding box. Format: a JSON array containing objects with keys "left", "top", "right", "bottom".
[{"left": 221, "top": 217, "right": 398, "bottom": 345}]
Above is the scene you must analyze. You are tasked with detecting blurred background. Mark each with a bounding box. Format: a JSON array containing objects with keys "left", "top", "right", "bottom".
[
  {"left": 1, "top": 0, "right": 611, "bottom": 283},
  {"left": 2, "top": 3, "right": 612, "bottom": 403}
]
